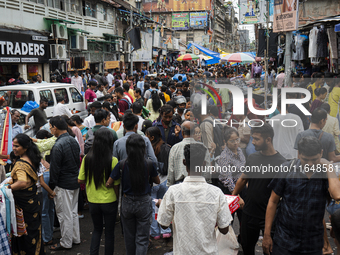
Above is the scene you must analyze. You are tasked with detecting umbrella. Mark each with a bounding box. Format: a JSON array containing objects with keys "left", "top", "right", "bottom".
[
  {"left": 221, "top": 53, "right": 255, "bottom": 63},
  {"left": 177, "top": 53, "right": 199, "bottom": 61}
]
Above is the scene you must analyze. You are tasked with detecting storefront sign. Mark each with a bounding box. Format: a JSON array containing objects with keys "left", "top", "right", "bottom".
[
  {"left": 273, "top": 0, "right": 299, "bottom": 32},
  {"left": 104, "top": 61, "right": 120, "bottom": 70},
  {"left": 32, "top": 36, "right": 48, "bottom": 42},
  {"left": 190, "top": 12, "right": 208, "bottom": 29},
  {"left": 0, "top": 31, "right": 49, "bottom": 63},
  {"left": 153, "top": 49, "right": 159, "bottom": 57},
  {"left": 172, "top": 13, "right": 189, "bottom": 30}
]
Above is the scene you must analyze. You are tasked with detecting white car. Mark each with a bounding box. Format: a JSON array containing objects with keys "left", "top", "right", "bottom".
[{"left": 0, "top": 83, "right": 87, "bottom": 135}]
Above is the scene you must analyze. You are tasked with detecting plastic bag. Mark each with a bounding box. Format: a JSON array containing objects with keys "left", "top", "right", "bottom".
[
  {"left": 21, "top": 101, "right": 39, "bottom": 113},
  {"left": 216, "top": 226, "right": 239, "bottom": 255}
]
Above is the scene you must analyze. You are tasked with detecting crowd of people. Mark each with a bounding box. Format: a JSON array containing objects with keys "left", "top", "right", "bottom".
[{"left": 2, "top": 63, "right": 340, "bottom": 255}]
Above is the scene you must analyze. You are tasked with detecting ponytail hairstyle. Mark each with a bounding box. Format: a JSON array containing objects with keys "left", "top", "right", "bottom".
[
  {"left": 14, "top": 133, "right": 42, "bottom": 170},
  {"left": 126, "top": 134, "right": 146, "bottom": 194},
  {"left": 151, "top": 90, "right": 162, "bottom": 113},
  {"left": 314, "top": 87, "right": 327, "bottom": 97}
]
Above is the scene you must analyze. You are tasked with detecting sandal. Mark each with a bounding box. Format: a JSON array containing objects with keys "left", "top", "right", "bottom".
[
  {"left": 44, "top": 240, "right": 53, "bottom": 246},
  {"left": 49, "top": 243, "right": 71, "bottom": 251}
]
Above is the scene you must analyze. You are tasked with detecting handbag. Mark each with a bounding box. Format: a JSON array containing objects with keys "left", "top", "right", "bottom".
[
  {"left": 216, "top": 225, "right": 239, "bottom": 254},
  {"left": 16, "top": 206, "right": 27, "bottom": 237}
]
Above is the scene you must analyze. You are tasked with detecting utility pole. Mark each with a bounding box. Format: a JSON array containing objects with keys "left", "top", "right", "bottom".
[
  {"left": 130, "top": 7, "right": 133, "bottom": 75},
  {"left": 264, "top": 0, "right": 269, "bottom": 110},
  {"left": 284, "top": 32, "right": 292, "bottom": 87}
]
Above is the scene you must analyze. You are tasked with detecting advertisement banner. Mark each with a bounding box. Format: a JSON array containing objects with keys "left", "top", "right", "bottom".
[
  {"left": 132, "top": 32, "right": 152, "bottom": 62},
  {"left": 273, "top": 0, "right": 299, "bottom": 32},
  {"left": 104, "top": 61, "right": 120, "bottom": 70},
  {"left": 142, "top": 0, "right": 209, "bottom": 12},
  {"left": 172, "top": 13, "right": 189, "bottom": 30},
  {"left": 190, "top": 12, "right": 208, "bottom": 29},
  {"left": 239, "top": 0, "right": 267, "bottom": 24}
]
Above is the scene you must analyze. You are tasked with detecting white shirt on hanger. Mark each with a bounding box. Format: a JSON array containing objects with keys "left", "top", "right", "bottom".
[{"left": 309, "top": 27, "right": 319, "bottom": 58}]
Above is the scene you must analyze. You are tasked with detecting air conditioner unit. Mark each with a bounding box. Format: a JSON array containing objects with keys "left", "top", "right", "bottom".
[
  {"left": 70, "top": 35, "right": 87, "bottom": 51},
  {"left": 51, "top": 24, "right": 68, "bottom": 40},
  {"left": 50, "top": 44, "right": 67, "bottom": 59},
  {"left": 78, "top": 35, "right": 87, "bottom": 51}
]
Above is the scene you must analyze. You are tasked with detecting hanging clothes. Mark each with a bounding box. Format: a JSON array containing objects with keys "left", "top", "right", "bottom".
[
  {"left": 316, "top": 28, "right": 329, "bottom": 58},
  {"left": 309, "top": 27, "right": 318, "bottom": 58},
  {"left": 292, "top": 34, "right": 306, "bottom": 61},
  {"left": 327, "top": 27, "right": 338, "bottom": 59}
]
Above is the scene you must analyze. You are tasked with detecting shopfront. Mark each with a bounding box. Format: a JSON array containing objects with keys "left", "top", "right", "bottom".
[{"left": 0, "top": 29, "right": 50, "bottom": 84}]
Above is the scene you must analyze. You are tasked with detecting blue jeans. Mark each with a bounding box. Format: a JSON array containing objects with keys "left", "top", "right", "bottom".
[
  {"left": 41, "top": 171, "right": 54, "bottom": 243},
  {"left": 150, "top": 180, "right": 171, "bottom": 237},
  {"left": 89, "top": 201, "right": 118, "bottom": 255},
  {"left": 121, "top": 194, "right": 152, "bottom": 255}
]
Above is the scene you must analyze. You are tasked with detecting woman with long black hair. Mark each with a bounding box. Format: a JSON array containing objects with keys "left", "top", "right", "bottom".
[
  {"left": 106, "top": 134, "right": 160, "bottom": 255},
  {"left": 9, "top": 133, "right": 44, "bottom": 254},
  {"left": 78, "top": 128, "right": 120, "bottom": 255},
  {"left": 145, "top": 127, "right": 172, "bottom": 240},
  {"left": 146, "top": 90, "right": 163, "bottom": 122}
]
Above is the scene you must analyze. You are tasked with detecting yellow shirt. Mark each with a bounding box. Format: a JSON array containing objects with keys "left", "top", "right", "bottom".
[
  {"left": 329, "top": 86, "right": 340, "bottom": 117},
  {"left": 78, "top": 156, "right": 120, "bottom": 203},
  {"left": 307, "top": 83, "right": 317, "bottom": 101},
  {"left": 163, "top": 92, "right": 170, "bottom": 102}
]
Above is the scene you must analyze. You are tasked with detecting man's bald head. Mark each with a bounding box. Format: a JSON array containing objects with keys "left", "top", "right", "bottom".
[{"left": 181, "top": 121, "right": 195, "bottom": 137}]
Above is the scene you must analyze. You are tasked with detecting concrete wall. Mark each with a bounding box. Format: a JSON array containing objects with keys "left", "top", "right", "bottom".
[
  {"left": 0, "top": 0, "right": 116, "bottom": 37},
  {"left": 299, "top": 0, "right": 340, "bottom": 26}
]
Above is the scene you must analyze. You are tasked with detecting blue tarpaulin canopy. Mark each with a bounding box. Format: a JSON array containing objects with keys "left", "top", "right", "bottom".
[
  {"left": 187, "top": 43, "right": 220, "bottom": 58},
  {"left": 335, "top": 23, "right": 340, "bottom": 32}
]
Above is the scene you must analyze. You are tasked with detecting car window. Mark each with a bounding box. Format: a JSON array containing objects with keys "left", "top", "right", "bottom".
[
  {"left": 69, "top": 88, "right": 84, "bottom": 103},
  {"left": 0, "top": 90, "right": 35, "bottom": 109},
  {"left": 39, "top": 90, "right": 54, "bottom": 107},
  {"left": 54, "top": 88, "right": 69, "bottom": 104}
]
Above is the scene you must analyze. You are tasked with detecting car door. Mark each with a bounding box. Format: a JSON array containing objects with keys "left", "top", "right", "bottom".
[{"left": 68, "top": 87, "right": 87, "bottom": 119}]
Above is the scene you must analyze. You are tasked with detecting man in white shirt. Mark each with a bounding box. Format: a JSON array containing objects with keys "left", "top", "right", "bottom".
[
  {"left": 53, "top": 96, "right": 73, "bottom": 117},
  {"left": 131, "top": 101, "right": 144, "bottom": 131},
  {"left": 83, "top": 101, "right": 102, "bottom": 129},
  {"left": 71, "top": 71, "right": 83, "bottom": 92},
  {"left": 95, "top": 84, "right": 105, "bottom": 99},
  {"left": 271, "top": 99, "right": 304, "bottom": 160},
  {"left": 105, "top": 71, "right": 114, "bottom": 87},
  {"left": 167, "top": 121, "right": 210, "bottom": 186},
  {"left": 157, "top": 142, "right": 232, "bottom": 255}
]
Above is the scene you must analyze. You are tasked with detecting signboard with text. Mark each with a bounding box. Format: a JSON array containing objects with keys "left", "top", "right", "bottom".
[
  {"left": 273, "top": 0, "right": 299, "bottom": 32},
  {"left": 0, "top": 31, "right": 49, "bottom": 63},
  {"left": 190, "top": 12, "right": 208, "bottom": 29},
  {"left": 172, "top": 13, "right": 189, "bottom": 30}
]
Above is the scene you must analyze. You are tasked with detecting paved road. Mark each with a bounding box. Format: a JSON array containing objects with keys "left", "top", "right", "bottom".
[{"left": 45, "top": 210, "right": 337, "bottom": 255}]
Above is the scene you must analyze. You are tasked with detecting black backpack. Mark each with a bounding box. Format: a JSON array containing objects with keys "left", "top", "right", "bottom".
[
  {"left": 202, "top": 118, "right": 224, "bottom": 156},
  {"left": 84, "top": 126, "right": 106, "bottom": 154},
  {"left": 156, "top": 143, "right": 171, "bottom": 176}
]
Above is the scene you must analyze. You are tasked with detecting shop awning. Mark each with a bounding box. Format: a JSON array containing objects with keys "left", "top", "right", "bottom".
[
  {"left": 43, "top": 17, "right": 78, "bottom": 24},
  {"left": 103, "top": 33, "right": 125, "bottom": 39},
  {"left": 335, "top": 23, "right": 340, "bottom": 32},
  {"left": 299, "top": 15, "right": 340, "bottom": 29},
  {"left": 87, "top": 39, "right": 119, "bottom": 43},
  {"left": 67, "top": 27, "right": 91, "bottom": 34},
  {"left": 101, "top": 0, "right": 138, "bottom": 12}
]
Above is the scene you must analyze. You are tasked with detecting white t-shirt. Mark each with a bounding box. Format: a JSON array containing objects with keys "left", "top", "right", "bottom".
[
  {"left": 53, "top": 103, "right": 72, "bottom": 117},
  {"left": 271, "top": 113, "right": 304, "bottom": 159},
  {"left": 83, "top": 114, "right": 96, "bottom": 129},
  {"left": 96, "top": 90, "right": 105, "bottom": 99},
  {"left": 106, "top": 73, "right": 114, "bottom": 87}
]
